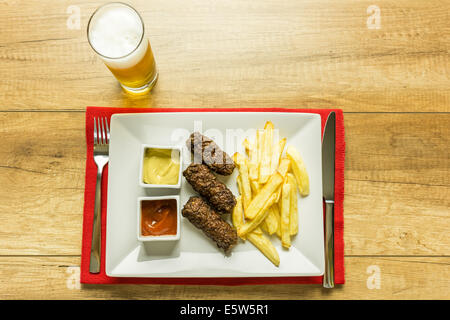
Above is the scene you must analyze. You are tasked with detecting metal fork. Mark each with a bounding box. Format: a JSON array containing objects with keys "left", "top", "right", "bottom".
[{"left": 89, "top": 117, "right": 110, "bottom": 273}]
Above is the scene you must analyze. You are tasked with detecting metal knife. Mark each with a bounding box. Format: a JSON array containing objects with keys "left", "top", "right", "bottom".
[{"left": 322, "top": 111, "right": 336, "bottom": 288}]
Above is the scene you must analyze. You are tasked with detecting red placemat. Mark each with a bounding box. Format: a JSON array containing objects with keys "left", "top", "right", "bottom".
[{"left": 81, "top": 107, "right": 345, "bottom": 285}]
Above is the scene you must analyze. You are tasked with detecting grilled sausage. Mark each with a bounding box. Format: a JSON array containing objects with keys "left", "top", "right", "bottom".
[
  {"left": 183, "top": 163, "right": 236, "bottom": 214},
  {"left": 182, "top": 196, "right": 237, "bottom": 252},
  {"left": 187, "top": 132, "right": 235, "bottom": 176}
]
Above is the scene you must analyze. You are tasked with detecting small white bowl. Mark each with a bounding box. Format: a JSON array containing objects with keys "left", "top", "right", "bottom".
[
  {"left": 137, "top": 195, "right": 181, "bottom": 242},
  {"left": 138, "top": 144, "right": 183, "bottom": 189}
]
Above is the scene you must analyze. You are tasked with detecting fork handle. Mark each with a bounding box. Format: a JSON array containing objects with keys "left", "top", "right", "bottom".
[
  {"left": 89, "top": 166, "right": 104, "bottom": 273},
  {"left": 323, "top": 201, "right": 335, "bottom": 288}
]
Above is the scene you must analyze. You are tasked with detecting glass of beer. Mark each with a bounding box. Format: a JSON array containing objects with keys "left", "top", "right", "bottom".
[{"left": 87, "top": 2, "right": 158, "bottom": 94}]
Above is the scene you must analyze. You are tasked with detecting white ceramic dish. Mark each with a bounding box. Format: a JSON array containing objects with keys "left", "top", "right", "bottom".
[
  {"left": 138, "top": 144, "right": 182, "bottom": 189},
  {"left": 106, "top": 112, "right": 324, "bottom": 278},
  {"left": 137, "top": 195, "right": 181, "bottom": 242}
]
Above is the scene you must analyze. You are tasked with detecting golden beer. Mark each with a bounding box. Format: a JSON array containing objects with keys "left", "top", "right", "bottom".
[
  {"left": 87, "top": 3, "right": 158, "bottom": 94},
  {"left": 104, "top": 40, "right": 157, "bottom": 90}
]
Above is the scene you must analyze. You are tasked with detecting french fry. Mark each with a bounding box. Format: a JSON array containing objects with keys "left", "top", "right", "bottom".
[
  {"left": 233, "top": 121, "right": 310, "bottom": 266},
  {"left": 277, "top": 158, "right": 291, "bottom": 177},
  {"left": 236, "top": 174, "right": 243, "bottom": 195},
  {"left": 272, "top": 204, "right": 282, "bottom": 238},
  {"left": 243, "top": 138, "right": 250, "bottom": 155},
  {"left": 274, "top": 201, "right": 283, "bottom": 239},
  {"left": 244, "top": 172, "right": 284, "bottom": 219},
  {"left": 244, "top": 138, "right": 259, "bottom": 181},
  {"left": 256, "top": 129, "right": 263, "bottom": 173},
  {"left": 264, "top": 121, "right": 274, "bottom": 129},
  {"left": 286, "top": 145, "right": 310, "bottom": 196},
  {"left": 287, "top": 173, "right": 298, "bottom": 235},
  {"left": 259, "top": 122, "right": 274, "bottom": 184},
  {"left": 232, "top": 196, "right": 244, "bottom": 230},
  {"left": 232, "top": 196, "right": 248, "bottom": 241},
  {"left": 260, "top": 221, "right": 269, "bottom": 233},
  {"left": 233, "top": 153, "right": 252, "bottom": 211},
  {"left": 253, "top": 227, "right": 263, "bottom": 235},
  {"left": 233, "top": 197, "right": 266, "bottom": 237},
  {"left": 275, "top": 158, "right": 291, "bottom": 202},
  {"left": 270, "top": 138, "right": 286, "bottom": 174},
  {"left": 270, "top": 139, "right": 279, "bottom": 175},
  {"left": 247, "top": 232, "right": 280, "bottom": 267},
  {"left": 250, "top": 179, "right": 260, "bottom": 195},
  {"left": 280, "top": 182, "right": 291, "bottom": 248},
  {"left": 238, "top": 193, "right": 277, "bottom": 237},
  {"left": 263, "top": 206, "right": 279, "bottom": 235}
]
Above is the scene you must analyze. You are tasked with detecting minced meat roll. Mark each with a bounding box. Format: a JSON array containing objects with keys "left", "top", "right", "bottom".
[
  {"left": 182, "top": 196, "right": 237, "bottom": 252},
  {"left": 183, "top": 163, "right": 236, "bottom": 214},
  {"left": 187, "top": 132, "right": 235, "bottom": 176}
]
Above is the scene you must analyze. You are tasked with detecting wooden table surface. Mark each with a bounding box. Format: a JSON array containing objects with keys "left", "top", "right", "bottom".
[{"left": 0, "top": 0, "right": 449, "bottom": 300}]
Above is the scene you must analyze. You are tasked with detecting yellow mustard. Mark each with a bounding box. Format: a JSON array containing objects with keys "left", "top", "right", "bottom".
[{"left": 143, "top": 148, "right": 180, "bottom": 185}]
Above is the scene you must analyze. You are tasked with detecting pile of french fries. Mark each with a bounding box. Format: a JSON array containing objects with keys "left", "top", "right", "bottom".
[{"left": 232, "top": 121, "right": 310, "bottom": 266}]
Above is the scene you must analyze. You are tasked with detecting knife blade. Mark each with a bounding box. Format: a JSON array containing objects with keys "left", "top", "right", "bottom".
[{"left": 322, "top": 111, "right": 336, "bottom": 288}]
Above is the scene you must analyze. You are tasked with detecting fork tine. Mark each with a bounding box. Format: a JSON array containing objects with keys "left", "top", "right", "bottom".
[
  {"left": 99, "top": 117, "right": 105, "bottom": 145},
  {"left": 101, "top": 117, "right": 107, "bottom": 144},
  {"left": 98, "top": 117, "right": 101, "bottom": 144},
  {"left": 93, "top": 117, "right": 98, "bottom": 145},
  {"left": 104, "top": 117, "right": 110, "bottom": 144}
]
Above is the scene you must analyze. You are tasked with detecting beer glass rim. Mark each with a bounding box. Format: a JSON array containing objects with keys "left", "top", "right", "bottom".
[{"left": 87, "top": 2, "right": 145, "bottom": 60}]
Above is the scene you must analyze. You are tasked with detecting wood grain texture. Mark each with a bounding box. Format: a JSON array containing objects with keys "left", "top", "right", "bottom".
[
  {"left": 0, "top": 0, "right": 449, "bottom": 111},
  {"left": 0, "top": 256, "right": 448, "bottom": 300},
  {"left": 0, "top": 112, "right": 448, "bottom": 256}
]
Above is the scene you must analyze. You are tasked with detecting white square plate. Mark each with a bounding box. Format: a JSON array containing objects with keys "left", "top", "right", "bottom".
[{"left": 106, "top": 112, "right": 324, "bottom": 277}]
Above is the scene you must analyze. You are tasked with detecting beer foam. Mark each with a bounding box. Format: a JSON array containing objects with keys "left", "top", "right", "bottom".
[{"left": 88, "top": 4, "right": 147, "bottom": 68}]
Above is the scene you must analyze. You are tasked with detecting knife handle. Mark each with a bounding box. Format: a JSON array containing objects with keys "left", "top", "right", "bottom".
[{"left": 323, "top": 201, "right": 335, "bottom": 288}]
